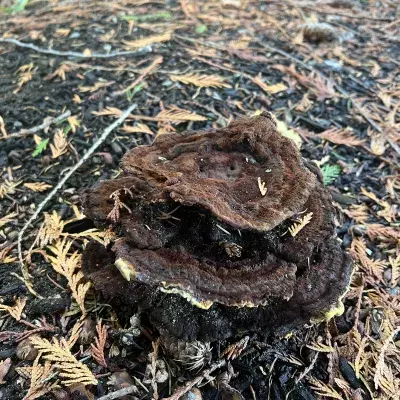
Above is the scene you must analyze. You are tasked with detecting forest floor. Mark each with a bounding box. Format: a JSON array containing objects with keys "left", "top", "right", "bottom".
[{"left": 0, "top": 0, "right": 399, "bottom": 399}]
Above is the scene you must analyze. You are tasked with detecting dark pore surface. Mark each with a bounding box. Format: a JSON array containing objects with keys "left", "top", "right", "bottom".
[{"left": 81, "top": 112, "right": 352, "bottom": 341}]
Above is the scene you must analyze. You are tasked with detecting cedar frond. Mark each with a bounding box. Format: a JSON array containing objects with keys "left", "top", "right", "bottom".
[
  {"left": 79, "top": 81, "right": 114, "bottom": 93},
  {"left": 92, "top": 106, "right": 124, "bottom": 118},
  {"left": 123, "top": 31, "right": 172, "bottom": 49},
  {"left": 47, "top": 239, "right": 90, "bottom": 315},
  {"left": 65, "top": 228, "right": 116, "bottom": 247},
  {"left": 0, "top": 212, "right": 18, "bottom": 228},
  {"left": 170, "top": 73, "right": 231, "bottom": 88},
  {"left": 342, "top": 204, "right": 369, "bottom": 223},
  {"left": 350, "top": 238, "right": 386, "bottom": 280},
  {"left": 319, "top": 128, "right": 366, "bottom": 147},
  {"left": 0, "top": 179, "right": 22, "bottom": 199},
  {"left": 24, "top": 182, "right": 53, "bottom": 192},
  {"left": 389, "top": 255, "right": 400, "bottom": 288},
  {"left": 50, "top": 129, "right": 68, "bottom": 159},
  {"left": 67, "top": 320, "right": 83, "bottom": 349},
  {"left": 121, "top": 123, "right": 154, "bottom": 135},
  {"left": 289, "top": 212, "right": 313, "bottom": 237},
  {"left": 308, "top": 377, "right": 343, "bottom": 399},
  {"left": 366, "top": 223, "right": 400, "bottom": 244},
  {"left": 0, "top": 297, "right": 27, "bottom": 321},
  {"left": 0, "top": 244, "right": 17, "bottom": 264},
  {"left": 221, "top": 336, "right": 249, "bottom": 360},
  {"left": 31, "top": 337, "right": 97, "bottom": 387},
  {"left": 38, "top": 211, "right": 64, "bottom": 247},
  {"left": 91, "top": 320, "right": 108, "bottom": 368},
  {"left": 251, "top": 74, "right": 288, "bottom": 94},
  {"left": 156, "top": 106, "right": 207, "bottom": 125},
  {"left": 107, "top": 189, "right": 132, "bottom": 222},
  {"left": 23, "top": 357, "right": 59, "bottom": 400},
  {"left": 306, "top": 342, "right": 335, "bottom": 353},
  {"left": 14, "top": 63, "right": 34, "bottom": 94},
  {"left": 374, "top": 327, "right": 400, "bottom": 394}
]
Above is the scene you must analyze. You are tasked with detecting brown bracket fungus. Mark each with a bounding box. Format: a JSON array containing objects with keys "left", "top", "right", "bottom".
[{"left": 82, "top": 112, "right": 352, "bottom": 341}]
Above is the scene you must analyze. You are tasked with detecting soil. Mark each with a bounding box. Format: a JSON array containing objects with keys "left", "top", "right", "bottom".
[{"left": 0, "top": 1, "right": 399, "bottom": 400}]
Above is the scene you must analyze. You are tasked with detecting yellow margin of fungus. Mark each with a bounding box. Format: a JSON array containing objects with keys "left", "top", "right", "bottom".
[
  {"left": 310, "top": 265, "right": 354, "bottom": 324},
  {"left": 160, "top": 284, "right": 214, "bottom": 310},
  {"left": 115, "top": 258, "right": 138, "bottom": 282}
]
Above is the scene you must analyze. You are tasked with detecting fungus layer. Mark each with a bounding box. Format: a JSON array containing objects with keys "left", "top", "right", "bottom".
[{"left": 82, "top": 112, "right": 352, "bottom": 341}]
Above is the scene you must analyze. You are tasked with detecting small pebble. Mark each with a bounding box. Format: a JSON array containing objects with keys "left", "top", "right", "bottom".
[
  {"left": 7, "top": 230, "right": 18, "bottom": 241},
  {"left": 111, "top": 141, "right": 123, "bottom": 155}
]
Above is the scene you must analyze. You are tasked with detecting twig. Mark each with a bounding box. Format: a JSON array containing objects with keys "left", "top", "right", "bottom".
[
  {"left": 163, "top": 359, "right": 226, "bottom": 400},
  {"left": 0, "top": 38, "right": 150, "bottom": 59},
  {"left": 17, "top": 102, "right": 137, "bottom": 297},
  {"left": 111, "top": 56, "right": 163, "bottom": 97},
  {"left": 96, "top": 385, "right": 138, "bottom": 400},
  {"left": 0, "top": 110, "right": 71, "bottom": 141}
]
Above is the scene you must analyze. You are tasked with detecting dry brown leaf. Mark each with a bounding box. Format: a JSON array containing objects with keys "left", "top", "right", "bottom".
[
  {"left": 370, "top": 134, "right": 386, "bottom": 155},
  {"left": 123, "top": 31, "right": 172, "bottom": 49},
  {"left": 67, "top": 116, "right": 80, "bottom": 133},
  {"left": 24, "top": 182, "right": 53, "bottom": 192},
  {"left": 0, "top": 358, "right": 11, "bottom": 384},
  {"left": 170, "top": 73, "right": 231, "bottom": 88}
]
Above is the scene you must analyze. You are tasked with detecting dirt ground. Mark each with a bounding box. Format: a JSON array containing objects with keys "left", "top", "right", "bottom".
[{"left": 0, "top": 0, "right": 399, "bottom": 399}]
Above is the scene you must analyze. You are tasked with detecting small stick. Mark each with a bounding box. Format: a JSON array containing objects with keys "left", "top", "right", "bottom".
[
  {"left": 0, "top": 38, "right": 149, "bottom": 59},
  {"left": 17, "top": 102, "right": 137, "bottom": 296},
  {"left": 0, "top": 110, "right": 71, "bottom": 141},
  {"left": 96, "top": 385, "right": 138, "bottom": 400},
  {"left": 163, "top": 359, "right": 226, "bottom": 400},
  {"left": 111, "top": 56, "right": 163, "bottom": 97}
]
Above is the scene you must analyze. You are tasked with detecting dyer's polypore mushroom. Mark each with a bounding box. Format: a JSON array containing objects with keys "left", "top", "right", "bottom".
[{"left": 82, "top": 112, "right": 352, "bottom": 341}]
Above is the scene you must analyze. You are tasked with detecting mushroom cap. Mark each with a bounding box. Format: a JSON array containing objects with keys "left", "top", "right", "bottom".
[
  {"left": 82, "top": 112, "right": 352, "bottom": 339},
  {"left": 121, "top": 112, "right": 317, "bottom": 232}
]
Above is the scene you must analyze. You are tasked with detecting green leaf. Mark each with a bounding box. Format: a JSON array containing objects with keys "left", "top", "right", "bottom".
[
  {"left": 32, "top": 138, "right": 49, "bottom": 157},
  {"left": 321, "top": 164, "right": 341, "bottom": 185},
  {"left": 121, "top": 12, "right": 172, "bottom": 22},
  {"left": 195, "top": 25, "right": 208, "bottom": 34}
]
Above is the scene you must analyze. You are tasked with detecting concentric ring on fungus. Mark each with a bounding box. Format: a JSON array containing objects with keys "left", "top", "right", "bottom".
[{"left": 82, "top": 112, "right": 353, "bottom": 341}]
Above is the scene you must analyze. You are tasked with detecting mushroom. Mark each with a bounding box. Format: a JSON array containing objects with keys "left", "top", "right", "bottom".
[{"left": 82, "top": 112, "right": 352, "bottom": 341}]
